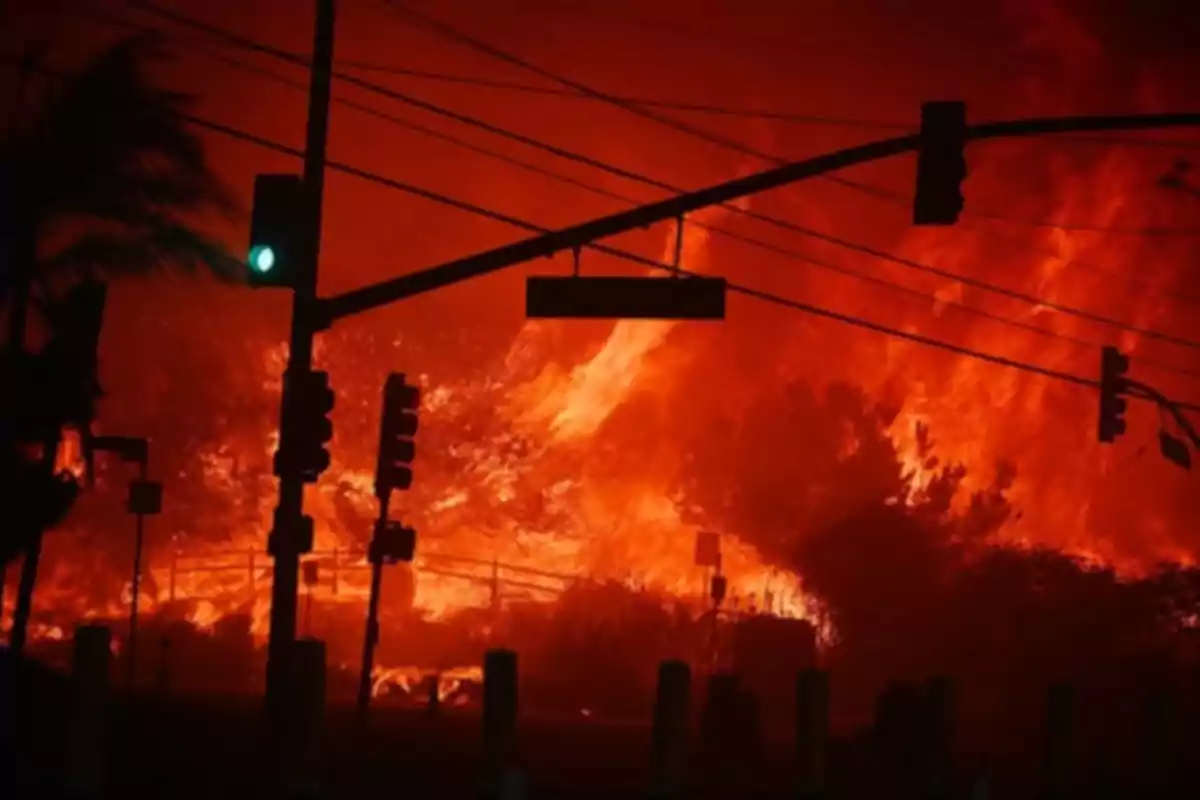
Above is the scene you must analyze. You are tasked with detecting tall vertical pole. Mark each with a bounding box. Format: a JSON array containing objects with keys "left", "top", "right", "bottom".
[
  {"left": 265, "top": 0, "right": 336, "bottom": 714},
  {"left": 357, "top": 493, "right": 390, "bottom": 720},
  {"left": 127, "top": 457, "right": 148, "bottom": 690}
]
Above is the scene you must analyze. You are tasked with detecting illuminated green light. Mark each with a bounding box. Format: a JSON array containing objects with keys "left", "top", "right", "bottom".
[{"left": 249, "top": 245, "right": 276, "bottom": 274}]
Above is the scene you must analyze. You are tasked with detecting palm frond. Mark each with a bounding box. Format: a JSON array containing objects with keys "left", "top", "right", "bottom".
[
  {"left": 37, "top": 224, "right": 246, "bottom": 285},
  {"left": 13, "top": 31, "right": 238, "bottom": 229}
]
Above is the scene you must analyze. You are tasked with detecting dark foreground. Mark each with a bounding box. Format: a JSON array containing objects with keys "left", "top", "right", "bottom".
[{"left": 4, "top": 651, "right": 1199, "bottom": 798}]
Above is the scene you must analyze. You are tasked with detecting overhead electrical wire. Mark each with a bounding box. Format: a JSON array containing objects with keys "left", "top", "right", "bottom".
[
  {"left": 112, "top": 4, "right": 1192, "bottom": 302},
  {"left": 58, "top": 9, "right": 1200, "bottom": 385},
  {"left": 71, "top": 5, "right": 1200, "bottom": 373},
  {"left": 381, "top": 0, "right": 1200, "bottom": 240},
  {"left": 461, "top": 2, "right": 1200, "bottom": 155},
  {"left": 7, "top": 49, "right": 1200, "bottom": 417},
  {"left": 77, "top": 3, "right": 1200, "bottom": 358},
  {"left": 125, "top": 3, "right": 1200, "bottom": 346},
  {"left": 367, "top": 0, "right": 1200, "bottom": 353},
  {"left": 337, "top": 57, "right": 909, "bottom": 131}
]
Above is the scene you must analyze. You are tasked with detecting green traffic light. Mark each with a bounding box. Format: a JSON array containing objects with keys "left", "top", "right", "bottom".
[{"left": 249, "top": 245, "right": 276, "bottom": 274}]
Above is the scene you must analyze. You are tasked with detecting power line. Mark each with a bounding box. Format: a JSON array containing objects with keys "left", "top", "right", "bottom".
[
  {"left": 109, "top": 2, "right": 1200, "bottom": 355},
  {"left": 8, "top": 52, "right": 1200, "bottom": 417},
  {"left": 147, "top": 118, "right": 1200, "bottom": 413},
  {"left": 90, "top": 18, "right": 1200, "bottom": 383},
  {"left": 171, "top": 113, "right": 1160, "bottom": 397},
  {"left": 75, "top": 4, "right": 1200, "bottom": 381},
  {"left": 383, "top": 1, "right": 1200, "bottom": 240},
  {"left": 826, "top": 173, "right": 1200, "bottom": 237},
  {"left": 372, "top": 1, "right": 1200, "bottom": 354},
  {"left": 118, "top": 1, "right": 1200, "bottom": 158},
  {"left": 337, "top": 57, "right": 909, "bottom": 130}
]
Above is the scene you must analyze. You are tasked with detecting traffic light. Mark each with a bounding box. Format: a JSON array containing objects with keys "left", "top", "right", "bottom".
[
  {"left": 247, "top": 173, "right": 308, "bottom": 288},
  {"left": 375, "top": 373, "right": 420, "bottom": 498},
  {"left": 913, "top": 101, "right": 967, "bottom": 225},
  {"left": 368, "top": 520, "right": 417, "bottom": 565},
  {"left": 1098, "top": 346, "right": 1130, "bottom": 443},
  {"left": 275, "top": 369, "right": 334, "bottom": 483}
]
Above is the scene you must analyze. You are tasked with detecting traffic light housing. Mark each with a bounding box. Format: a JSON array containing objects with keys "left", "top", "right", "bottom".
[
  {"left": 275, "top": 369, "right": 335, "bottom": 483},
  {"left": 913, "top": 101, "right": 967, "bottom": 225},
  {"left": 368, "top": 520, "right": 417, "bottom": 565},
  {"left": 247, "top": 173, "right": 308, "bottom": 288},
  {"left": 1098, "top": 346, "right": 1130, "bottom": 443},
  {"left": 375, "top": 373, "right": 420, "bottom": 498}
]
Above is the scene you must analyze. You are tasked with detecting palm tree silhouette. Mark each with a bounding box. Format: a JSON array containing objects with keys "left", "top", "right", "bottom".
[{"left": 2, "top": 32, "right": 240, "bottom": 652}]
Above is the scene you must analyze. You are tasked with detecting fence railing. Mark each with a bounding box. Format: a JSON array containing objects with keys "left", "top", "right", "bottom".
[{"left": 159, "top": 548, "right": 580, "bottom": 607}]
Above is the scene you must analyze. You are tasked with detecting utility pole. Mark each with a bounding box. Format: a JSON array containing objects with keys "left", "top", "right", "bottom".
[{"left": 264, "top": 0, "right": 336, "bottom": 715}]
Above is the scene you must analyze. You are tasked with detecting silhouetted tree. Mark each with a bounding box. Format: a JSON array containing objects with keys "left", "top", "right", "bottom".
[{"left": 0, "top": 33, "right": 237, "bottom": 647}]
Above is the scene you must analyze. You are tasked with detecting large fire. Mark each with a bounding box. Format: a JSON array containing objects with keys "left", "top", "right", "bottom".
[{"left": 3, "top": 0, "right": 1199, "bottom": 710}]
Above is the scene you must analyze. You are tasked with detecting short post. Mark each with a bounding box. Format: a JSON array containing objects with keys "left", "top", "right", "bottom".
[
  {"left": 427, "top": 673, "right": 441, "bottom": 716},
  {"left": 1042, "top": 682, "right": 1074, "bottom": 800},
  {"left": 278, "top": 638, "right": 326, "bottom": 798},
  {"left": 923, "top": 676, "right": 954, "bottom": 800},
  {"left": 482, "top": 649, "right": 520, "bottom": 796},
  {"left": 1139, "top": 686, "right": 1172, "bottom": 797},
  {"left": 796, "top": 668, "right": 829, "bottom": 800},
  {"left": 649, "top": 659, "right": 691, "bottom": 799},
  {"left": 63, "top": 624, "right": 112, "bottom": 798}
]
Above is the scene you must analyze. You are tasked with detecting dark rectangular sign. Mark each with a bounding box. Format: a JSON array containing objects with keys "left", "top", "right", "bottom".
[{"left": 525, "top": 276, "right": 727, "bottom": 320}]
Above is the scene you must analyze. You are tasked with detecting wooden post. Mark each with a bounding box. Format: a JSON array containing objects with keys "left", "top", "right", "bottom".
[
  {"left": 923, "top": 676, "right": 954, "bottom": 800},
  {"left": 483, "top": 649, "right": 520, "bottom": 796},
  {"left": 796, "top": 668, "right": 829, "bottom": 800},
  {"left": 1139, "top": 686, "right": 1172, "bottom": 797},
  {"left": 279, "top": 638, "right": 326, "bottom": 798},
  {"left": 1042, "top": 682, "right": 1073, "bottom": 800},
  {"left": 63, "top": 624, "right": 112, "bottom": 798},
  {"left": 649, "top": 659, "right": 691, "bottom": 799},
  {"left": 168, "top": 552, "right": 177, "bottom": 603},
  {"left": 248, "top": 551, "right": 257, "bottom": 598}
]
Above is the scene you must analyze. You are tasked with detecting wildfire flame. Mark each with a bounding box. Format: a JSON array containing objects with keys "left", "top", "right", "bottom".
[{"left": 4, "top": 4, "right": 1198, "bottom": 694}]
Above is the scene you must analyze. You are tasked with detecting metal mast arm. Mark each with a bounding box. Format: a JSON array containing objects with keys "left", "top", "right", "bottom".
[{"left": 317, "top": 112, "right": 1200, "bottom": 323}]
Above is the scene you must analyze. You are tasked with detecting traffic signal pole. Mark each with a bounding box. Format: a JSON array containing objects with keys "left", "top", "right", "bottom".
[
  {"left": 356, "top": 492, "right": 389, "bottom": 721},
  {"left": 264, "top": 0, "right": 335, "bottom": 716}
]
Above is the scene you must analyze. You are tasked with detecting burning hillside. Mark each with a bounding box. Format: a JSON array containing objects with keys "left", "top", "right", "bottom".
[{"left": 3, "top": 0, "right": 1200, "bottom": 719}]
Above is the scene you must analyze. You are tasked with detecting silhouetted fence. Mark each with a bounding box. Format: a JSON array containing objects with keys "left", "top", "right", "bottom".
[{"left": 161, "top": 548, "right": 578, "bottom": 607}]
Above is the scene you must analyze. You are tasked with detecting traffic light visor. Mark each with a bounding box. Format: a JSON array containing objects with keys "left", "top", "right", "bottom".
[{"left": 249, "top": 245, "right": 276, "bottom": 274}]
